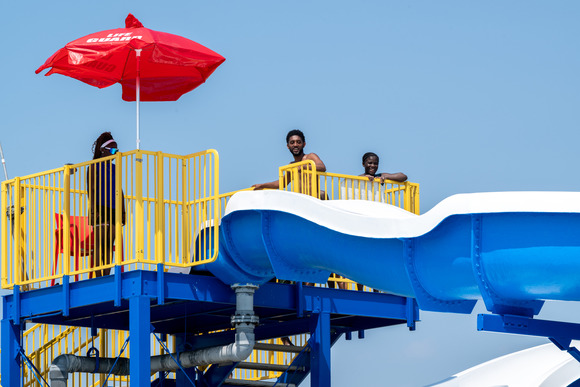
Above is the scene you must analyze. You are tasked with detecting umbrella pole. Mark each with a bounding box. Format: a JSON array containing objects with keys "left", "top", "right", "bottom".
[{"left": 136, "top": 49, "right": 142, "bottom": 150}]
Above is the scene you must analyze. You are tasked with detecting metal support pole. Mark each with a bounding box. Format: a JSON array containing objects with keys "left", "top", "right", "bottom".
[
  {"left": 135, "top": 151, "right": 144, "bottom": 261},
  {"left": 129, "top": 295, "right": 150, "bottom": 385},
  {"left": 135, "top": 49, "right": 142, "bottom": 150},
  {"left": 1, "top": 314, "right": 21, "bottom": 387},
  {"left": 406, "top": 297, "right": 418, "bottom": 331},
  {"left": 309, "top": 311, "right": 331, "bottom": 387}
]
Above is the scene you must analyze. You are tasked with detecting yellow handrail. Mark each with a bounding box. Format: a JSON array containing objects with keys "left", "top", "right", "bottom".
[
  {"left": 1, "top": 149, "right": 220, "bottom": 289},
  {"left": 279, "top": 160, "right": 318, "bottom": 197},
  {"left": 277, "top": 162, "right": 420, "bottom": 214}
]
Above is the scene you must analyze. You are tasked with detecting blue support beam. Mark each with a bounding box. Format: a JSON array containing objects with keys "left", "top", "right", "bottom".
[
  {"left": 301, "top": 285, "right": 412, "bottom": 319},
  {"left": 478, "top": 314, "right": 580, "bottom": 341},
  {"left": 114, "top": 266, "right": 122, "bottom": 307},
  {"left": 9, "top": 272, "right": 413, "bottom": 329},
  {"left": 202, "top": 362, "right": 237, "bottom": 386},
  {"left": 62, "top": 275, "right": 70, "bottom": 316},
  {"left": 278, "top": 330, "right": 342, "bottom": 387},
  {"left": 1, "top": 316, "right": 21, "bottom": 387},
  {"left": 157, "top": 263, "right": 165, "bottom": 305},
  {"left": 13, "top": 285, "right": 20, "bottom": 324},
  {"left": 129, "top": 295, "right": 151, "bottom": 386},
  {"left": 549, "top": 337, "right": 580, "bottom": 363},
  {"left": 478, "top": 314, "right": 580, "bottom": 363},
  {"left": 175, "top": 366, "right": 198, "bottom": 386},
  {"left": 309, "top": 311, "right": 331, "bottom": 387},
  {"left": 406, "top": 297, "right": 418, "bottom": 331}
]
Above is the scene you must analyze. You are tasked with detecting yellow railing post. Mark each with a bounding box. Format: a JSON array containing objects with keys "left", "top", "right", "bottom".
[
  {"left": 413, "top": 184, "right": 420, "bottom": 215},
  {"left": 278, "top": 160, "right": 317, "bottom": 196},
  {"left": 156, "top": 152, "right": 165, "bottom": 264},
  {"left": 212, "top": 151, "right": 220, "bottom": 262},
  {"left": 191, "top": 156, "right": 198, "bottom": 263},
  {"left": 13, "top": 177, "right": 22, "bottom": 287},
  {"left": 63, "top": 167, "right": 71, "bottom": 279},
  {"left": 292, "top": 167, "right": 299, "bottom": 193},
  {"left": 309, "top": 161, "right": 318, "bottom": 198},
  {"left": 181, "top": 157, "right": 187, "bottom": 264},
  {"left": 404, "top": 182, "right": 411, "bottom": 212},
  {"left": 135, "top": 151, "right": 145, "bottom": 262},
  {"left": 1, "top": 181, "right": 8, "bottom": 288},
  {"left": 17, "top": 184, "right": 27, "bottom": 287},
  {"left": 278, "top": 166, "right": 285, "bottom": 191},
  {"left": 115, "top": 154, "right": 123, "bottom": 270}
]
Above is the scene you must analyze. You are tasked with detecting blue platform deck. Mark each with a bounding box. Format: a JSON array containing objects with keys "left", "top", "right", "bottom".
[
  {"left": 1, "top": 270, "right": 418, "bottom": 386},
  {"left": 4, "top": 271, "right": 417, "bottom": 336}
]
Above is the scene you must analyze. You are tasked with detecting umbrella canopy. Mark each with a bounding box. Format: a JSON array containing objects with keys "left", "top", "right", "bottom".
[
  {"left": 36, "top": 14, "right": 225, "bottom": 148},
  {"left": 37, "top": 14, "right": 225, "bottom": 101}
]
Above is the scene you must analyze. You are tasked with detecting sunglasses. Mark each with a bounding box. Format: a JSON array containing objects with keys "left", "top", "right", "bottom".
[{"left": 102, "top": 147, "right": 119, "bottom": 155}]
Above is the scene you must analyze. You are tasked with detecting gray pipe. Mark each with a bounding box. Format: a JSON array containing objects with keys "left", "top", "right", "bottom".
[
  {"left": 151, "top": 284, "right": 259, "bottom": 371},
  {"left": 49, "top": 284, "right": 259, "bottom": 386},
  {"left": 49, "top": 355, "right": 130, "bottom": 387}
]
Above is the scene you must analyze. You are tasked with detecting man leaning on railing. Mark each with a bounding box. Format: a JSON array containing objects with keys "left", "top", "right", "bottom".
[{"left": 252, "top": 129, "right": 326, "bottom": 197}]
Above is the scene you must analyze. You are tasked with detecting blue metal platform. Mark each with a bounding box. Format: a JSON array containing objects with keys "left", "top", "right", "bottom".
[{"left": 1, "top": 270, "right": 418, "bottom": 386}]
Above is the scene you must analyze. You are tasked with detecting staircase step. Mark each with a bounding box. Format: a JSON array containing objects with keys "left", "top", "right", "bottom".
[
  {"left": 237, "top": 361, "right": 304, "bottom": 372},
  {"left": 223, "top": 379, "right": 296, "bottom": 387},
  {"left": 253, "top": 342, "right": 306, "bottom": 353}
]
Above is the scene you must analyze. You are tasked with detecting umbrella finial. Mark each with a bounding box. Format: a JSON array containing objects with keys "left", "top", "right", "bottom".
[{"left": 125, "top": 14, "right": 144, "bottom": 29}]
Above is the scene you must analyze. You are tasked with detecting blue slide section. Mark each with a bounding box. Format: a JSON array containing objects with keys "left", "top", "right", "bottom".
[{"left": 197, "top": 190, "right": 580, "bottom": 317}]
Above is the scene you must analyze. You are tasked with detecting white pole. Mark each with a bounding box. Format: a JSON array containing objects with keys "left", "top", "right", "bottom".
[
  {"left": 0, "top": 142, "right": 8, "bottom": 181},
  {"left": 135, "top": 49, "right": 142, "bottom": 150}
]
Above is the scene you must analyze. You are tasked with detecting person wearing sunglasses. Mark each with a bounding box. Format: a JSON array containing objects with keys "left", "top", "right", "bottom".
[{"left": 88, "top": 132, "right": 126, "bottom": 277}]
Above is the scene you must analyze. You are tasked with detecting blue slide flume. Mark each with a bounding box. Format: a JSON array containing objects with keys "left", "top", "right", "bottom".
[{"left": 201, "top": 190, "right": 580, "bottom": 317}]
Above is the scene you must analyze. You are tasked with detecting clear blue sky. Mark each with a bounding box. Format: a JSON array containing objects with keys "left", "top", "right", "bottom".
[{"left": 2, "top": 1, "right": 580, "bottom": 385}]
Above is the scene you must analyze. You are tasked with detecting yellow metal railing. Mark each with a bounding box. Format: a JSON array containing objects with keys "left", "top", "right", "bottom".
[
  {"left": 279, "top": 160, "right": 320, "bottom": 198},
  {"left": 1, "top": 149, "right": 220, "bottom": 289},
  {"left": 279, "top": 160, "right": 419, "bottom": 214}
]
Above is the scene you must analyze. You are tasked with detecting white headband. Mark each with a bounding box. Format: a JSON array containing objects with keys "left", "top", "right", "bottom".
[{"left": 101, "top": 139, "right": 116, "bottom": 148}]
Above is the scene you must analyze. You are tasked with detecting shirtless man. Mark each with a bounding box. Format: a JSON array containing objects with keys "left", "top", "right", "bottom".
[{"left": 252, "top": 129, "right": 326, "bottom": 192}]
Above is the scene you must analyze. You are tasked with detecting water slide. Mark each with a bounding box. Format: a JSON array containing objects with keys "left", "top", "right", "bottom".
[
  {"left": 429, "top": 341, "right": 580, "bottom": 386},
  {"left": 199, "top": 190, "right": 580, "bottom": 317}
]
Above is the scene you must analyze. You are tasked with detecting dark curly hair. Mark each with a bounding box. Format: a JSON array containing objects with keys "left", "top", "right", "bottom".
[
  {"left": 92, "top": 132, "right": 114, "bottom": 160},
  {"left": 362, "top": 152, "right": 379, "bottom": 164},
  {"left": 286, "top": 129, "right": 305, "bottom": 144}
]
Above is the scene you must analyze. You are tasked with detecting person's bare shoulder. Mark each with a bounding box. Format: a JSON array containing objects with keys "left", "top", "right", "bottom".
[
  {"left": 304, "top": 152, "right": 321, "bottom": 161},
  {"left": 303, "top": 152, "right": 326, "bottom": 172}
]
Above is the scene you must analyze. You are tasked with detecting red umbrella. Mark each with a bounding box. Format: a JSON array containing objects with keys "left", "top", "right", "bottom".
[{"left": 36, "top": 14, "right": 225, "bottom": 149}]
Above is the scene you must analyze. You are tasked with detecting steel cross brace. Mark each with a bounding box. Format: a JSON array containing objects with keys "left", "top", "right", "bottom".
[
  {"left": 549, "top": 337, "right": 580, "bottom": 363},
  {"left": 478, "top": 314, "right": 580, "bottom": 363}
]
